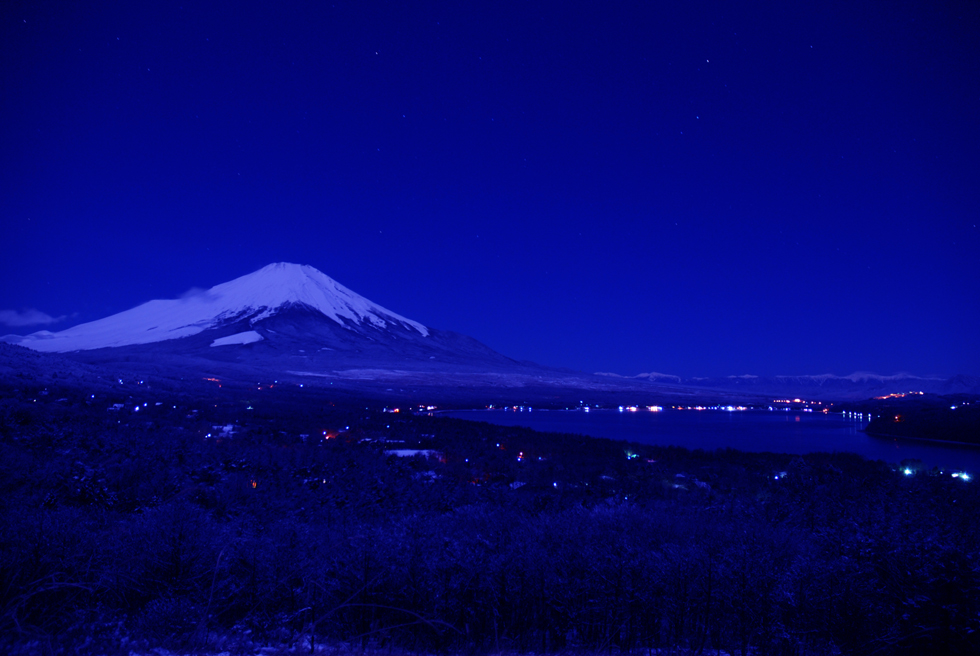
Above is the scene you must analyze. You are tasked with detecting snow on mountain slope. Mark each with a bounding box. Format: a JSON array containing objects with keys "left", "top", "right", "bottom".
[
  {"left": 210, "top": 331, "right": 264, "bottom": 347},
  {"left": 4, "top": 263, "right": 429, "bottom": 353}
]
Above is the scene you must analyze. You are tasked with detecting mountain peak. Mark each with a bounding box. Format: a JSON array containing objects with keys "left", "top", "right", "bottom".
[
  {"left": 205, "top": 262, "right": 427, "bottom": 334},
  {"left": 4, "top": 263, "right": 428, "bottom": 352}
]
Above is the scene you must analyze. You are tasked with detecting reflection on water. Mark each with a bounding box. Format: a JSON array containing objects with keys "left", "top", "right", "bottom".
[{"left": 446, "top": 409, "right": 980, "bottom": 473}]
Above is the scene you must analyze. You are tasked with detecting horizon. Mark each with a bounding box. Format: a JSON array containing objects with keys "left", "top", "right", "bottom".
[
  {"left": 2, "top": 2, "right": 978, "bottom": 378},
  {"left": 2, "top": 260, "right": 974, "bottom": 381}
]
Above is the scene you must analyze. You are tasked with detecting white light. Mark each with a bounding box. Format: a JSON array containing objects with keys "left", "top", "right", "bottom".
[{"left": 903, "top": 468, "right": 913, "bottom": 476}]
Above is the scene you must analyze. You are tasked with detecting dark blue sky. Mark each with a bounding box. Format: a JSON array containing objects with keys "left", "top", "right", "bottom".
[{"left": 2, "top": 1, "right": 978, "bottom": 377}]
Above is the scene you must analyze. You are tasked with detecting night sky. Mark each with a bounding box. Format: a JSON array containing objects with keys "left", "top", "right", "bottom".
[{"left": 2, "top": 1, "right": 978, "bottom": 378}]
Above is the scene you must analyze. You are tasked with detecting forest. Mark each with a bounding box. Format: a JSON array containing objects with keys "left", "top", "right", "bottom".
[{"left": 1, "top": 381, "right": 979, "bottom": 655}]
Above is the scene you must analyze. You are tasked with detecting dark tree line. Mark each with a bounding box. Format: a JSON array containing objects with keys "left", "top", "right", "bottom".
[
  {"left": 1, "top": 385, "right": 979, "bottom": 655},
  {"left": 865, "top": 403, "right": 980, "bottom": 445}
]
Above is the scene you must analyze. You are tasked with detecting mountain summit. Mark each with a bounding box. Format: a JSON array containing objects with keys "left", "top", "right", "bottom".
[
  {"left": 5, "top": 263, "right": 428, "bottom": 352},
  {"left": 2, "top": 263, "right": 546, "bottom": 395}
]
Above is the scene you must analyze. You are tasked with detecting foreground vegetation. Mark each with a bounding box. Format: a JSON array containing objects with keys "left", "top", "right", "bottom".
[{"left": 1, "top": 382, "right": 979, "bottom": 655}]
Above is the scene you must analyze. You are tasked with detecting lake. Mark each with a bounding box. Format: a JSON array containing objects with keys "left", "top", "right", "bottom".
[{"left": 445, "top": 408, "right": 980, "bottom": 474}]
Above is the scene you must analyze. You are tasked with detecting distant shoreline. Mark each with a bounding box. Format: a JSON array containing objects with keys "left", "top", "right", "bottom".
[{"left": 864, "top": 427, "right": 980, "bottom": 449}]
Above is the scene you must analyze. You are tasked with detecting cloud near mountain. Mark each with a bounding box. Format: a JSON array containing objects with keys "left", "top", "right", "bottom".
[{"left": 0, "top": 308, "right": 68, "bottom": 327}]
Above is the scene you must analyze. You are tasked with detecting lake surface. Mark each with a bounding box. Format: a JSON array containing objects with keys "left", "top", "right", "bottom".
[{"left": 445, "top": 408, "right": 980, "bottom": 473}]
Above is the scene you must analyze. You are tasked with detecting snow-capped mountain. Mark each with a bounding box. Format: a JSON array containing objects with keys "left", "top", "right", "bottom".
[
  {"left": 2, "top": 263, "right": 557, "bottom": 395},
  {"left": 5, "top": 263, "right": 428, "bottom": 352}
]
